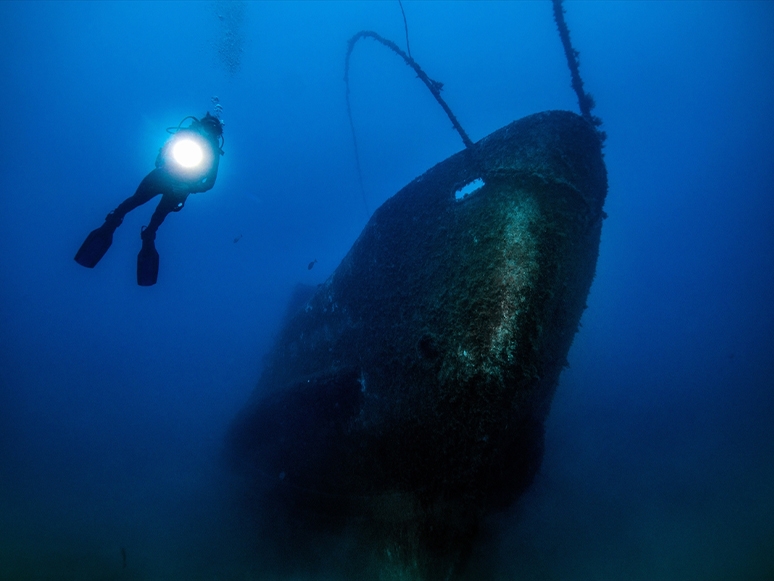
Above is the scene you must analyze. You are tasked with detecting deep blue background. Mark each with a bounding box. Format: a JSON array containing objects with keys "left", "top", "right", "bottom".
[{"left": 1, "top": 1, "right": 772, "bottom": 579}]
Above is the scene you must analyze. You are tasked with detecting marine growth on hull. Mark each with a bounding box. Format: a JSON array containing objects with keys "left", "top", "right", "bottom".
[{"left": 229, "top": 110, "right": 608, "bottom": 579}]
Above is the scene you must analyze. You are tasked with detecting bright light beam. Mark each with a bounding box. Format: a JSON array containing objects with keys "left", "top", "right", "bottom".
[{"left": 172, "top": 139, "right": 203, "bottom": 168}]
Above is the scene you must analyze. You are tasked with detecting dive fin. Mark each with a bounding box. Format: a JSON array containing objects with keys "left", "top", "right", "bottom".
[
  {"left": 137, "top": 239, "right": 159, "bottom": 286},
  {"left": 74, "top": 223, "right": 116, "bottom": 268}
]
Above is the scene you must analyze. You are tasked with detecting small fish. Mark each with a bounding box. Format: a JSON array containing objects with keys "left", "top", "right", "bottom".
[
  {"left": 121, "top": 547, "right": 127, "bottom": 569},
  {"left": 234, "top": 234, "right": 243, "bottom": 243},
  {"left": 308, "top": 259, "right": 318, "bottom": 270}
]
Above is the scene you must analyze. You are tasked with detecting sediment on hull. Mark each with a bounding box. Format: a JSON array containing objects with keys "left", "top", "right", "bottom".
[{"left": 228, "top": 110, "right": 607, "bottom": 579}]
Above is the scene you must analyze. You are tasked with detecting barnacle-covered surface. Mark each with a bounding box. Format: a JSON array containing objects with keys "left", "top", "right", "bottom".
[{"left": 229, "top": 110, "right": 607, "bottom": 579}]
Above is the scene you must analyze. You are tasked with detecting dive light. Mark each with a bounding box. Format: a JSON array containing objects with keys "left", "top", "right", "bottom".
[
  {"left": 164, "top": 132, "right": 214, "bottom": 181},
  {"left": 172, "top": 138, "right": 203, "bottom": 168}
]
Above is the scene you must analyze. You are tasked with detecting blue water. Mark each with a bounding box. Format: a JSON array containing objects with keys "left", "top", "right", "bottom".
[{"left": 1, "top": 1, "right": 772, "bottom": 579}]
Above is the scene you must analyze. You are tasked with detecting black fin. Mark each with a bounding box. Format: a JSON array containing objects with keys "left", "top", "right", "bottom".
[
  {"left": 74, "top": 223, "right": 116, "bottom": 268},
  {"left": 137, "top": 240, "right": 159, "bottom": 286}
]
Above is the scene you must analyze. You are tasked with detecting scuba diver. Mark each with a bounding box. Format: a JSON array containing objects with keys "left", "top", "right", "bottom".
[{"left": 74, "top": 112, "right": 224, "bottom": 286}]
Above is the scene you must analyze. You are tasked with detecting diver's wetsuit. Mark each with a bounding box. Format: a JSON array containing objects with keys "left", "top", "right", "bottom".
[
  {"left": 109, "top": 169, "right": 187, "bottom": 241},
  {"left": 110, "top": 128, "right": 221, "bottom": 242}
]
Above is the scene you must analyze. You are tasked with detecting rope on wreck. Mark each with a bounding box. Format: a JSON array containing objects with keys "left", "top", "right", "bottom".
[
  {"left": 551, "top": 0, "right": 606, "bottom": 143},
  {"left": 398, "top": 0, "right": 412, "bottom": 59},
  {"left": 346, "top": 30, "right": 472, "bottom": 151},
  {"left": 345, "top": 29, "right": 473, "bottom": 214}
]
